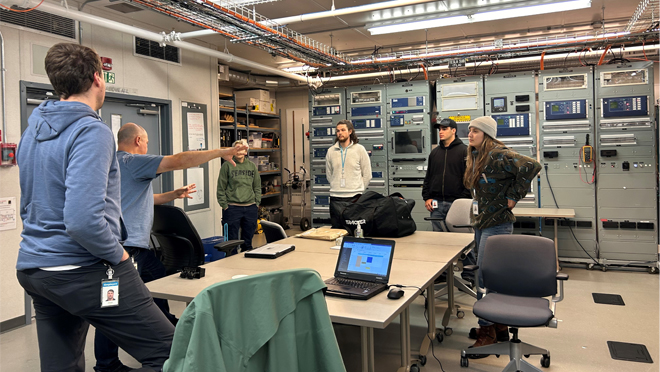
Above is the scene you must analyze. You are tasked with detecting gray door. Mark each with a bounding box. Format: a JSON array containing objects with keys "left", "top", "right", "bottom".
[{"left": 99, "top": 99, "right": 163, "bottom": 194}]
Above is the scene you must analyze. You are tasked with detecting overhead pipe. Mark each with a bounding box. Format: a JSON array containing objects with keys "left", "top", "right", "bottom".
[
  {"left": 267, "top": 0, "right": 436, "bottom": 26},
  {"left": 312, "top": 44, "right": 659, "bottom": 82},
  {"left": 15, "top": 0, "right": 308, "bottom": 83}
]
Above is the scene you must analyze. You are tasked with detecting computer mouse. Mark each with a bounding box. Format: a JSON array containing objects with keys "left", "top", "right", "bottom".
[{"left": 387, "top": 287, "right": 404, "bottom": 300}]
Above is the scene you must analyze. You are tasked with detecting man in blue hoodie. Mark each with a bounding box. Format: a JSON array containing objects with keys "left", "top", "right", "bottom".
[{"left": 15, "top": 43, "right": 173, "bottom": 372}]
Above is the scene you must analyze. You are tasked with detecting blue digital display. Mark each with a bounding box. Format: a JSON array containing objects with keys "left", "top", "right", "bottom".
[
  {"left": 390, "top": 115, "right": 404, "bottom": 127},
  {"left": 351, "top": 106, "right": 381, "bottom": 117},
  {"left": 313, "top": 148, "right": 327, "bottom": 158},
  {"left": 312, "top": 106, "right": 341, "bottom": 116},
  {"left": 314, "top": 175, "right": 329, "bottom": 185},
  {"left": 492, "top": 114, "right": 530, "bottom": 137},
  {"left": 544, "top": 99, "right": 587, "bottom": 120},
  {"left": 372, "top": 172, "right": 383, "bottom": 178},
  {"left": 314, "top": 195, "right": 330, "bottom": 206},
  {"left": 602, "top": 96, "right": 648, "bottom": 118},
  {"left": 391, "top": 96, "right": 425, "bottom": 108},
  {"left": 352, "top": 118, "right": 382, "bottom": 129},
  {"left": 313, "top": 127, "right": 335, "bottom": 137}
]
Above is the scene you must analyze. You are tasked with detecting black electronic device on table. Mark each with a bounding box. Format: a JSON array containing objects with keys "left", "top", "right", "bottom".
[{"left": 324, "top": 237, "right": 395, "bottom": 300}]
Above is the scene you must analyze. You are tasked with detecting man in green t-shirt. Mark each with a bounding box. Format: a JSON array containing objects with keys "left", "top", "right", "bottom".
[{"left": 217, "top": 140, "right": 262, "bottom": 251}]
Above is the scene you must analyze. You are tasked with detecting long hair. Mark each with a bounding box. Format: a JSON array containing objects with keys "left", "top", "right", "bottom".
[
  {"left": 464, "top": 135, "right": 505, "bottom": 189},
  {"left": 334, "top": 120, "right": 359, "bottom": 144}
]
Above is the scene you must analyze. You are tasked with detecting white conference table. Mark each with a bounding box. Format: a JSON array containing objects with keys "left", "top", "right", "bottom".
[
  {"left": 512, "top": 207, "right": 575, "bottom": 267},
  {"left": 147, "top": 231, "right": 472, "bottom": 372}
]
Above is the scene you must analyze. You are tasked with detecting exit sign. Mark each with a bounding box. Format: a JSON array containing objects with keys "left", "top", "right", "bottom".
[{"left": 103, "top": 71, "right": 115, "bottom": 84}]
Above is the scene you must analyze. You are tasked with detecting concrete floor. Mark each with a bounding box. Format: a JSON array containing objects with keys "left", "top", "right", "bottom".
[{"left": 1, "top": 231, "right": 658, "bottom": 372}]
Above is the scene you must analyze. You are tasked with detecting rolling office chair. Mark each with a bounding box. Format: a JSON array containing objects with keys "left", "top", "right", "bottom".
[
  {"left": 460, "top": 235, "right": 568, "bottom": 371},
  {"left": 163, "top": 269, "right": 346, "bottom": 372},
  {"left": 260, "top": 220, "right": 288, "bottom": 243},
  {"left": 152, "top": 205, "right": 242, "bottom": 275},
  {"left": 424, "top": 198, "right": 478, "bottom": 299}
]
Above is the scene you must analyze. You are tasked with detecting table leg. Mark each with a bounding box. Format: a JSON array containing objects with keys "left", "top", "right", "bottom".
[
  {"left": 442, "top": 262, "right": 455, "bottom": 329},
  {"left": 553, "top": 219, "right": 560, "bottom": 270},
  {"left": 360, "top": 326, "right": 374, "bottom": 372},
  {"left": 396, "top": 307, "right": 412, "bottom": 372},
  {"left": 419, "top": 285, "right": 435, "bottom": 356}
]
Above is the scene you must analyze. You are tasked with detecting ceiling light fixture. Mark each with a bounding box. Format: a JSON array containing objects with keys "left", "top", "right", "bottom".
[{"left": 367, "top": 0, "right": 592, "bottom": 35}]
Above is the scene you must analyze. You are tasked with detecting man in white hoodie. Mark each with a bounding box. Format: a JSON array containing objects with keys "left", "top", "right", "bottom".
[{"left": 325, "top": 120, "right": 372, "bottom": 228}]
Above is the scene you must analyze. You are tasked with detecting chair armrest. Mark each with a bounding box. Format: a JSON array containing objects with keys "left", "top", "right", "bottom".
[
  {"left": 214, "top": 240, "right": 244, "bottom": 255},
  {"left": 556, "top": 273, "right": 569, "bottom": 281},
  {"left": 462, "top": 265, "right": 478, "bottom": 272},
  {"left": 424, "top": 217, "right": 446, "bottom": 221}
]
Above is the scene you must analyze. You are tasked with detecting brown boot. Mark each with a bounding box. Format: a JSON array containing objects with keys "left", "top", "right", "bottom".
[
  {"left": 494, "top": 323, "right": 509, "bottom": 342},
  {"left": 467, "top": 325, "right": 496, "bottom": 359}
]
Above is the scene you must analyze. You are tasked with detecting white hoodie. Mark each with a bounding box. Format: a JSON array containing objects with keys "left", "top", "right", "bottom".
[{"left": 325, "top": 141, "right": 372, "bottom": 197}]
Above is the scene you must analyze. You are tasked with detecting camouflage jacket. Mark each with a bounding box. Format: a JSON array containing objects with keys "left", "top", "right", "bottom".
[{"left": 470, "top": 146, "right": 542, "bottom": 230}]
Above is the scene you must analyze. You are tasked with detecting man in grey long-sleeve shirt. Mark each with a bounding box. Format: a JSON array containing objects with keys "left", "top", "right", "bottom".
[{"left": 325, "top": 120, "right": 372, "bottom": 228}]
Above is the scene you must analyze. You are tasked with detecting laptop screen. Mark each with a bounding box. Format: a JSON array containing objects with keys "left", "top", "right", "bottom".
[{"left": 334, "top": 237, "right": 395, "bottom": 283}]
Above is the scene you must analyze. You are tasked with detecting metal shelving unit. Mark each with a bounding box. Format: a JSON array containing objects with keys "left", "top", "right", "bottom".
[{"left": 219, "top": 92, "right": 283, "bottom": 210}]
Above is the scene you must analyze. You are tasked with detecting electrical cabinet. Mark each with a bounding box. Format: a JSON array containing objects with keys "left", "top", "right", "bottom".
[
  {"left": 538, "top": 67, "right": 597, "bottom": 261},
  {"left": 435, "top": 75, "right": 485, "bottom": 141},
  {"left": 347, "top": 85, "right": 388, "bottom": 195},
  {"left": 595, "top": 62, "right": 657, "bottom": 267},
  {"left": 386, "top": 80, "right": 432, "bottom": 231},
  {"left": 308, "top": 88, "right": 346, "bottom": 227}
]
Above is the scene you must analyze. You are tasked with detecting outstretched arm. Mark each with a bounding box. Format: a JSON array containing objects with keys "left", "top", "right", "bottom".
[{"left": 156, "top": 145, "right": 248, "bottom": 174}]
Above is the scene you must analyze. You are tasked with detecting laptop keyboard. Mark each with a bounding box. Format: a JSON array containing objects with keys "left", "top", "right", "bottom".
[{"left": 326, "top": 277, "right": 381, "bottom": 289}]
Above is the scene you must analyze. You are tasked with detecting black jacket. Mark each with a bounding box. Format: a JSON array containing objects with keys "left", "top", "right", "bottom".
[{"left": 422, "top": 136, "right": 471, "bottom": 202}]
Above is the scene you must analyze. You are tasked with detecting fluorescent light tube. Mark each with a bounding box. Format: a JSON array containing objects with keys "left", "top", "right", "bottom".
[
  {"left": 472, "top": 0, "right": 591, "bottom": 22},
  {"left": 367, "top": 0, "right": 592, "bottom": 35},
  {"left": 368, "top": 15, "right": 469, "bottom": 35}
]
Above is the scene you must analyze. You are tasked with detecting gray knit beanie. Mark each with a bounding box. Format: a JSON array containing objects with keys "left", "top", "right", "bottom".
[{"left": 468, "top": 116, "right": 497, "bottom": 139}]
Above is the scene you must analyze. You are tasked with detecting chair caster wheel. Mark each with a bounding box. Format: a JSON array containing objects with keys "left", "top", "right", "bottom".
[
  {"left": 648, "top": 267, "right": 658, "bottom": 274},
  {"left": 460, "top": 356, "right": 469, "bottom": 368},
  {"left": 524, "top": 354, "right": 530, "bottom": 358},
  {"left": 410, "top": 364, "right": 420, "bottom": 372},
  {"left": 457, "top": 310, "right": 465, "bottom": 318},
  {"left": 587, "top": 263, "right": 595, "bottom": 270},
  {"left": 444, "top": 327, "right": 453, "bottom": 336},
  {"left": 541, "top": 354, "right": 550, "bottom": 368},
  {"left": 468, "top": 327, "right": 478, "bottom": 339},
  {"left": 601, "top": 265, "right": 608, "bottom": 272},
  {"left": 419, "top": 355, "right": 427, "bottom": 366},
  {"left": 436, "top": 331, "right": 444, "bottom": 343},
  {"left": 495, "top": 354, "right": 500, "bottom": 358}
]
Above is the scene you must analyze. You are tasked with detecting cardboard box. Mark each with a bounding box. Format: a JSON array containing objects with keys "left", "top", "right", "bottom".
[
  {"left": 269, "top": 98, "right": 277, "bottom": 114},
  {"left": 235, "top": 97, "right": 260, "bottom": 110},
  {"left": 234, "top": 89, "right": 270, "bottom": 102}
]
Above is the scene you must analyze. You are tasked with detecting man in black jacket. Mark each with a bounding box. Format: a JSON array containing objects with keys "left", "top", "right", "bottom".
[
  {"left": 423, "top": 118, "right": 475, "bottom": 281},
  {"left": 422, "top": 118, "right": 471, "bottom": 230}
]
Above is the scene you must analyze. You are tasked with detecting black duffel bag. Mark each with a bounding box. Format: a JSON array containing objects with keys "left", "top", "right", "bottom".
[{"left": 340, "top": 191, "right": 416, "bottom": 238}]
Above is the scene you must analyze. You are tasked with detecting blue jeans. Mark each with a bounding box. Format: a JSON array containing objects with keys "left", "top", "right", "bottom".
[
  {"left": 94, "top": 247, "right": 177, "bottom": 371},
  {"left": 475, "top": 222, "right": 513, "bottom": 326},
  {"left": 223, "top": 204, "right": 259, "bottom": 251}
]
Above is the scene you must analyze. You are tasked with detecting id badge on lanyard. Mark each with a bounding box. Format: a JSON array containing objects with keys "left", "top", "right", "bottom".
[{"left": 101, "top": 265, "right": 119, "bottom": 308}]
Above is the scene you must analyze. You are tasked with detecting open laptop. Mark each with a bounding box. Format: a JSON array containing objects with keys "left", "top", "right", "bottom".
[
  {"left": 244, "top": 243, "right": 295, "bottom": 259},
  {"left": 324, "top": 237, "right": 395, "bottom": 300}
]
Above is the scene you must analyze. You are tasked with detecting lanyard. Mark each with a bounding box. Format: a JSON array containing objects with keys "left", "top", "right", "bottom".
[{"left": 339, "top": 144, "right": 349, "bottom": 174}]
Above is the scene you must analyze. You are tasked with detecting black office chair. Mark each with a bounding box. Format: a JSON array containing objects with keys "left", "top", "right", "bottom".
[
  {"left": 260, "top": 220, "right": 288, "bottom": 243},
  {"left": 460, "top": 235, "right": 568, "bottom": 371},
  {"left": 425, "top": 199, "right": 478, "bottom": 299},
  {"left": 152, "top": 205, "right": 242, "bottom": 275}
]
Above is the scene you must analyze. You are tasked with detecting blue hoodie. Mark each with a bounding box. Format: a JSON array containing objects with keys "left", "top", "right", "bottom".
[{"left": 16, "top": 101, "right": 126, "bottom": 270}]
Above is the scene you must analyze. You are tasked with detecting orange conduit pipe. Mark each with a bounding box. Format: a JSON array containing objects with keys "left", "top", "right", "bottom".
[
  {"left": 598, "top": 45, "right": 611, "bottom": 66},
  {"left": 420, "top": 63, "right": 428, "bottom": 80},
  {"left": 540, "top": 51, "right": 546, "bottom": 70}
]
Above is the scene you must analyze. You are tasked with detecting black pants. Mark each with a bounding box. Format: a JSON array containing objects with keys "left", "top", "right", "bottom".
[
  {"left": 329, "top": 196, "right": 355, "bottom": 229},
  {"left": 223, "top": 204, "right": 259, "bottom": 251},
  {"left": 94, "top": 247, "right": 177, "bottom": 371},
  {"left": 17, "top": 259, "right": 174, "bottom": 372}
]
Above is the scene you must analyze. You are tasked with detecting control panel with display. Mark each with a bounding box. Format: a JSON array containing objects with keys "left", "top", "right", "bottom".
[
  {"left": 492, "top": 114, "right": 530, "bottom": 137},
  {"left": 602, "top": 96, "right": 648, "bottom": 118},
  {"left": 312, "top": 106, "right": 341, "bottom": 116},
  {"left": 491, "top": 97, "right": 507, "bottom": 112},
  {"left": 545, "top": 99, "right": 588, "bottom": 120}
]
